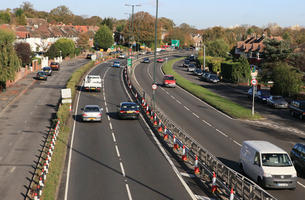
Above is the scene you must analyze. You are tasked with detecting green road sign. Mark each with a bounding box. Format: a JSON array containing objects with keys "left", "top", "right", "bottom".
[
  {"left": 111, "top": 45, "right": 114, "bottom": 50},
  {"left": 127, "top": 58, "right": 132, "bottom": 67},
  {"left": 171, "top": 40, "right": 180, "bottom": 47}
]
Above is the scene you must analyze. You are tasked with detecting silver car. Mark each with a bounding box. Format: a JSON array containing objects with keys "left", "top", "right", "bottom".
[
  {"left": 266, "top": 95, "right": 288, "bottom": 108},
  {"left": 81, "top": 105, "right": 103, "bottom": 122}
]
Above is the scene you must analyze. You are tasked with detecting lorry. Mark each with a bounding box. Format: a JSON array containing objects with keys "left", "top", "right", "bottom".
[{"left": 83, "top": 75, "right": 102, "bottom": 92}]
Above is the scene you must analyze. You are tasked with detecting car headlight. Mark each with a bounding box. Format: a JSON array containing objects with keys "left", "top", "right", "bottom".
[{"left": 292, "top": 172, "right": 297, "bottom": 178}]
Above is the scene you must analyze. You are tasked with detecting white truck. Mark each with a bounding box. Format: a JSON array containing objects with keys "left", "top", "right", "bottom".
[{"left": 83, "top": 75, "right": 102, "bottom": 92}]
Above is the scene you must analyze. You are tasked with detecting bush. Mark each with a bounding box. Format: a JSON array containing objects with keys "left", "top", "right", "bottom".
[{"left": 47, "top": 38, "right": 75, "bottom": 59}]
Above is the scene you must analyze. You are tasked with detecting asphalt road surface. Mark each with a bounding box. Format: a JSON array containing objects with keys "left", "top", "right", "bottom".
[
  {"left": 0, "top": 59, "right": 89, "bottom": 200},
  {"left": 133, "top": 56, "right": 305, "bottom": 200},
  {"left": 62, "top": 59, "right": 196, "bottom": 200}
]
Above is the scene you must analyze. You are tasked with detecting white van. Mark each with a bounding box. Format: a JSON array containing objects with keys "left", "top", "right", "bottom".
[{"left": 240, "top": 140, "right": 297, "bottom": 189}]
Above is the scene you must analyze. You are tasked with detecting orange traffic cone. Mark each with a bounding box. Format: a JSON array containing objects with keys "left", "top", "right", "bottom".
[
  {"left": 194, "top": 155, "right": 200, "bottom": 174},
  {"left": 158, "top": 120, "right": 163, "bottom": 132},
  {"left": 146, "top": 105, "right": 150, "bottom": 115},
  {"left": 163, "top": 126, "right": 168, "bottom": 140},
  {"left": 182, "top": 145, "right": 187, "bottom": 161},
  {"left": 229, "top": 188, "right": 234, "bottom": 200},
  {"left": 211, "top": 172, "right": 217, "bottom": 193},
  {"left": 150, "top": 114, "right": 154, "bottom": 121},
  {"left": 173, "top": 135, "right": 179, "bottom": 150},
  {"left": 69, "top": 104, "right": 72, "bottom": 112}
]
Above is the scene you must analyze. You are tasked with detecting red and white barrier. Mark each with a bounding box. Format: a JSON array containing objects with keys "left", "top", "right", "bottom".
[
  {"left": 194, "top": 155, "right": 200, "bottom": 174},
  {"left": 182, "top": 145, "right": 187, "bottom": 161},
  {"left": 173, "top": 135, "right": 179, "bottom": 150},
  {"left": 230, "top": 188, "right": 234, "bottom": 200},
  {"left": 211, "top": 172, "right": 217, "bottom": 193}
]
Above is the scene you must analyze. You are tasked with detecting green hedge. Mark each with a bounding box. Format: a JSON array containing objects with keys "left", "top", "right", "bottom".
[{"left": 163, "top": 57, "right": 261, "bottom": 120}]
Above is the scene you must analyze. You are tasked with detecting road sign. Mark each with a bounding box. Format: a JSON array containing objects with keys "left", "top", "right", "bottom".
[
  {"left": 152, "top": 84, "right": 157, "bottom": 90},
  {"left": 251, "top": 79, "right": 257, "bottom": 86},
  {"left": 171, "top": 40, "right": 180, "bottom": 47},
  {"left": 127, "top": 58, "right": 132, "bottom": 67}
]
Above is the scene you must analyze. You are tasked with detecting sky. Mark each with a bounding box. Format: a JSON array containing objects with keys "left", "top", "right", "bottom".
[{"left": 2, "top": 0, "right": 305, "bottom": 29}]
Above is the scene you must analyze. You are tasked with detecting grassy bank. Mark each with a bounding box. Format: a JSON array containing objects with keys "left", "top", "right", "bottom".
[
  {"left": 41, "top": 61, "right": 95, "bottom": 199},
  {"left": 163, "top": 58, "right": 261, "bottom": 120}
]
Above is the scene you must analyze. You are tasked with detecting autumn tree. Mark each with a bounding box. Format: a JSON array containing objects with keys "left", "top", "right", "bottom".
[
  {"left": 0, "top": 29, "right": 20, "bottom": 91},
  {"left": 49, "top": 5, "right": 73, "bottom": 24},
  {"left": 94, "top": 25, "right": 114, "bottom": 50},
  {"left": 14, "top": 8, "right": 26, "bottom": 25},
  {"left": 15, "top": 42, "right": 32, "bottom": 67},
  {"left": 21, "top": 1, "right": 35, "bottom": 18},
  {"left": 77, "top": 32, "right": 90, "bottom": 51},
  {"left": 206, "top": 39, "right": 230, "bottom": 57},
  {"left": 47, "top": 38, "right": 75, "bottom": 59},
  {"left": 0, "top": 10, "right": 11, "bottom": 24},
  {"left": 85, "top": 16, "right": 103, "bottom": 26}
]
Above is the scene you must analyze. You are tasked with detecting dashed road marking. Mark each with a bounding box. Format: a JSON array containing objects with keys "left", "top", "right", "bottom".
[
  {"left": 115, "top": 145, "right": 120, "bottom": 157},
  {"left": 126, "top": 183, "right": 133, "bottom": 200},
  {"left": 176, "top": 100, "right": 182, "bottom": 104},
  {"left": 105, "top": 107, "right": 109, "bottom": 113},
  {"left": 215, "top": 129, "right": 228, "bottom": 137},
  {"left": 192, "top": 113, "right": 199, "bottom": 118},
  {"left": 297, "top": 181, "right": 305, "bottom": 189},
  {"left": 184, "top": 106, "right": 190, "bottom": 111},
  {"left": 120, "top": 162, "right": 125, "bottom": 177},
  {"left": 171, "top": 95, "right": 175, "bottom": 99},
  {"left": 233, "top": 140, "right": 242, "bottom": 147},
  {"left": 109, "top": 122, "right": 113, "bottom": 130},
  {"left": 194, "top": 195, "right": 215, "bottom": 200},
  {"left": 112, "top": 132, "right": 116, "bottom": 143},
  {"left": 107, "top": 116, "right": 110, "bottom": 121},
  {"left": 202, "top": 119, "right": 212, "bottom": 127},
  {"left": 10, "top": 166, "right": 16, "bottom": 173}
]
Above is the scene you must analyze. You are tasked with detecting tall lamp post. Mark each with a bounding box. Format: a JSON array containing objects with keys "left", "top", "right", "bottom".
[
  {"left": 152, "top": 0, "right": 158, "bottom": 110},
  {"left": 125, "top": 4, "right": 141, "bottom": 52}
]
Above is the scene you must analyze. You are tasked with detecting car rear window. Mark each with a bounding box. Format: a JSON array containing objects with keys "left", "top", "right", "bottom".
[
  {"left": 165, "top": 76, "right": 174, "bottom": 80},
  {"left": 121, "top": 104, "right": 138, "bottom": 111},
  {"left": 85, "top": 107, "right": 100, "bottom": 112}
]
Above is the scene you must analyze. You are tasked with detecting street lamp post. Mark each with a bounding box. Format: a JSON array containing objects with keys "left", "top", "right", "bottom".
[
  {"left": 152, "top": 0, "right": 158, "bottom": 111},
  {"left": 125, "top": 4, "right": 141, "bottom": 51}
]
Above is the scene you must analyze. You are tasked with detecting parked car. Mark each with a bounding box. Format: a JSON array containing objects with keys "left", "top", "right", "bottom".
[
  {"left": 42, "top": 66, "right": 52, "bottom": 76},
  {"left": 256, "top": 90, "right": 270, "bottom": 103},
  {"left": 187, "top": 64, "right": 196, "bottom": 72},
  {"left": 266, "top": 95, "right": 288, "bottom": 108},
  {"left": 86, "top": 54, "right": 92, "bottom": 59},
  {"left": 201, "top": 71, "right": 210, "bottom": 81},
  {"left": 240, "top": 140, "right": 297, "bottom": 189},
  {"left": 157, "top": 58, "right": 164, "bottom": 63},
  {"left": 290, "top": 143, "right": 305, "bottom": 176},
  {"left": 142, "top": 58, "right": 150, "bottom": 63},
  {"left": 193, "top": 68, "right": 203, "bottom": 76},
  {"left": 50, "top": 62, "right": 60, "bottom": 71},
  {"left": 118, "top": 102, "right": 140, "bottom": 119},
  {"left": 36, "top": 71, "right": 48, "bottom": 81},
  {"left": 207, "top": 74, "right": 220, "bottom": 83},
  {"left": 112, "top": 61, "right": 120, "bottom": 68},
  {"left": 81, "top": 105, "right": 103, "bottom": 122},
  {"left": 163, "top": 75, "right": 176, "bottom": 88},
  {"left": 289, "top": 100, "right": 305, "bottom": 120},
  {"left": 146, "top": 51, "right": 153, "bottom": 55}
]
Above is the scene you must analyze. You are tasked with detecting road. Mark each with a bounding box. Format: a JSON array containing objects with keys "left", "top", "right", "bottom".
[
  {"left": 0, "top": 59, "right": 89, "bottom": 200},
  {"left": 62, "top": 59, "right": 196, "bottom": 200},
  {"left": 133, "top": 55, "right": 305, "bottom": 200}
]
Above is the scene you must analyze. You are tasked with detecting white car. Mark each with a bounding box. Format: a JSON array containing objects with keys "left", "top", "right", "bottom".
[
  {"left": 118, "top": 54, "right": 126, "bottom": 59},
  {"left": 81, "top": 105, "right": 103, "bottom": 122}
]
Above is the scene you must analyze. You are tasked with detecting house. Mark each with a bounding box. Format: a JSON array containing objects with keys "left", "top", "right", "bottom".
[{"left": 234, "top": 34, "right": 282, "bottom": 65}]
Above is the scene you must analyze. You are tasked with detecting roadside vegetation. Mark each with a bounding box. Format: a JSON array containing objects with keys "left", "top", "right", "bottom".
[
  {"left": 41, "top": 61, "right": 95, "bottom": 199},
  {"left": 163, "top": 57, "right": 261, "bottom": 120}
]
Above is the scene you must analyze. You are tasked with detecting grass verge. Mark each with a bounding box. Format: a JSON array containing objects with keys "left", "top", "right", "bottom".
[
  {"left": 163, "top": 58, "right": 261, "bottom": 120},
  {"left": 40, "top": 61, "right": 95, "bottom": 199}
]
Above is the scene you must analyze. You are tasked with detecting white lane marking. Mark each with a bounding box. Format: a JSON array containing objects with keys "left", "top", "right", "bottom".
[
  {"left": 107, "top": 116, "right": 110, "bottom": 121},
  {"left": 109, "top": 122, "right": 113, "bottom": 130},
  {"left": 105, "top": 107, "right": 109, "bottom": 113},
  {"left": 115, "top": 145, "right": 120, "bottom": 157},
  {"left": 64, "top": 65, "right": 110, "bottom": 200},
  {"left": 122, "top": 66, "right": 196, "bottom": 200},
  {"left": 180, "top": 172, "right": 196, "bottom": 178},
  {"left": 146, "top": 62, "right": 153, "bottom": 79},
  {"left": 105, "top": 102, "right": 107, "bottom": 107},
  {"left": 215, "top": 129, "right": 228, "bottom": 137},
  {"left": 202, "top": 119, "right": 212, "bottom": 127},
  {"left": 171, "top": 95, "right": 175, "bottom": 99},
  {"left": 233, "top": 140, "right": 242, "bottom": 147},
  {"left": 192, "top": 113, "right": 199, "bottom": 118},
  {"left": 194, "top": 195, "right": 215, "bottom": 200},
  {"left": 126, "top": 184, "right": 133, "bottom": 200},
  {"left": 112, "top": 132, "right": 116, "bottom": 143},
  {"left": 120, "top": 162, "right": 126, "bottom": 177},
  {"left": 297, "top": 181, "right": 305, "bottom": 189},
  {"left": 184, "top": 106, "right": 190, "bottom": 111},
  {"left": 176, "top": 100, "right": 182, "bottom": 104},
  {"left": 10, "top": 166, "right": 16, "bottom": 173}
]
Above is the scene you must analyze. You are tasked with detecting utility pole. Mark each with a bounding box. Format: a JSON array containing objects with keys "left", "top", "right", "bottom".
[
  {"left": 125, "top": 4, "right": 141, "bottom": 50},
  {"left": 152, "top": 0, "right": 158, "bottom": 111},
  {"left": 203, "top": 44, "right": 205, "bottom": 71}
]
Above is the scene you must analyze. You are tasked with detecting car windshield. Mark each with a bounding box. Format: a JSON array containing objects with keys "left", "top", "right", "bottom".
[
  {"left": 121, "top": 104, "right": 138, "bottom": 111},
  {"left": 210, "top": 75, "right": 217, "bottom": 79},
  {"left": 84, "top": 107, "right": 100, "bottom": 112},
  {"left": 185, "top": 60, "right": 190, "bottom": 64},
  {"left": 114, "top": 61, "right": 119, "bottom": 64},
  {"left": 43, "top": 67, "right": 51, "bottom": 70},
  {"left": 260, "top": 91, "right": 270, "bottom": 95},
  {"left": 273, "top": 96, "right": 283, "bottom": 100},
  {"left": 261, "top": 153, "right": 292, "bottom": 167},
  {"left": 165, "top": 76, "right": 174, "bottom": 80},
  {"left": 51, "top": 62, "right": 57, "bottom": 65}
]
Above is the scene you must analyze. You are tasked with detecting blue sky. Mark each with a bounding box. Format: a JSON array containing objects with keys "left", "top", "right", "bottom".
[{"left": 2, "top": 0, "right": 305, "bottom": 29}]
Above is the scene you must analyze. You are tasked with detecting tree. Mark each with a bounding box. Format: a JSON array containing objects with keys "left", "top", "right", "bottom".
[
  {"left": 263, "top": 38, "right": 293, "bottom": 63},
  {"left": 94, "top": 25, "right": 114, "bottom": 50},
  {"left": 21, "top": 1, "right": 35, "bottom": 18},
  {"left": 271, "top": 62, "right": 303, "bottom": 97},
  {"left": 235, "top": 55, "right": 251, "bottom": 83},
  {"left": 77, "top": 32, "right": 90, "bottom": 51},
  {"left": 46, "top": 38, "right": 75, "bottom": 59},
  {"left": 101, "top": 18, "right": 115, "bottom": 30},
  {"left": 14, "top": 8, "right": 26, "bottom": 25},
  {"left": 0, "top": 11, "right": 11, "bottom": 24},
  {"left": 0, "top": 29, "right": 20, "bottom": 91},
  {"left": 49, "top": 5, "right": 73, "bottom": 24},
  {"left": 15, "top": 42, "right": 32, "bottom": 67},
  {"left": 206, "top": 39, "right": 230, "bottom": 57}
]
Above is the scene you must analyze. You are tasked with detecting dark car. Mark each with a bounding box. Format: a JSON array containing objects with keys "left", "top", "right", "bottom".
[
  {"left": 118, "top": 102, "right": 140, "bottom": 119},
  {"left": 256, "top": 90, "right": 270, "bottom": 103},
  {"left": 86, "top": 54, "right": 92, "bottom": 59},
  {"left": 42, "top": 66, "right": 52, "bottom": 76},
  {"left": 183, "top": 59, "right": 190, "bottom": 67},
  {"left": 290, "top": 143, "right": 305, "bottom": 176},
  {"left": 289, "top": 100, "right": 305, "bottom": 120},
  {"left": 50, "top": 62, "right": 60, "bottom": 71},
  {"left": 142, "top": 58, "right": 150, "bottom": 63},
  {"left": 36, "top": 71, "right": 48, "bottom": 81},
  {"left": 194, "top": 68, "right": 203, "bottom": 76}
]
